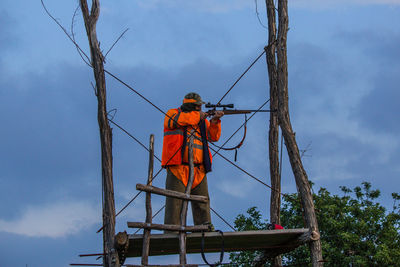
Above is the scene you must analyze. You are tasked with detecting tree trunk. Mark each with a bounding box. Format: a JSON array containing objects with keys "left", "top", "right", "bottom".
[
  {"left": 275, "top": 0, "right": 323, "bottom": 266},
  {"left": 265, "top": 0, "right": 281, "bottom": 266},
  {"left": 79, "top": 1, "right": 119, "bottom": 267}
]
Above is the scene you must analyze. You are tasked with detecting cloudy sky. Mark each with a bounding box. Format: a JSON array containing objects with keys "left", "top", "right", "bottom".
[{"left": 1, "top": 0, "right": 400, "bottom": 266}]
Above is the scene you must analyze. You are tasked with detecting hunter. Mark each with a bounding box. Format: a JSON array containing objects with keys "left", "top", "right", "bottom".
[{"left": 162, "top": 92, "right": 224, "bottom": 228}]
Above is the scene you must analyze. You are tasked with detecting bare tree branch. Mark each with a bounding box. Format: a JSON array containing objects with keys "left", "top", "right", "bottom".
[
  {"left": 41, "top": 0, "right": 91, "bottom": 65},
  {"left": 91, "top": 81, "right": 98, "bottom": 96},
  {"left": 300, "top": 142, "right": 312, "bottom": 158},
  {"left": 70, "top": 4, "right": 92, "bottom": 67},
  {"left": 107, "top": 109, "right": 117, "bottom": 121},
  {"left": 254, "top": 0, "right": 267, "bottom": 29}
]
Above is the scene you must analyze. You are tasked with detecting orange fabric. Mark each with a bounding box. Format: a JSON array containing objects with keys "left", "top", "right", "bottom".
[
  {"left": 161, "top": 108, "right": 200, "bottom": 166},
  {"left": 168, "top": 165, "right": 206, "bottom": 189},
  {"left": 161, "top": 108, "right": 221, "bottom": 188},
  {"left": 183, "top": 98, "right": 198, "bottom": 104}
]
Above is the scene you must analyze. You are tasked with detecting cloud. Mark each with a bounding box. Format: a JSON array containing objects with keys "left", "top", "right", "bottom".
[
  {"left": 0, "top": 201, "right": 100, "bottom": 238},
  {"left": 137, "top": 0, "right": 252, "bottom": 13},
  {"left": 218, "top": 176, "right": 256, "bottom": 198},
  {"left": 291, "top": 0, "right": 400, "bottom": 9},
  {"left": 136, "top": 0, "right": 400, "bottom": 12},
  {"left": 0, "top": 10, "right": 18, "bottom": 47}
]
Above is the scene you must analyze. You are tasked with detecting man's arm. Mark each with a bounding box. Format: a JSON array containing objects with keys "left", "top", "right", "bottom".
[
  {"left": 210, "top": 110, "right": 224, "bottom": 124},
  {"left": 206, "top": 111, "right": 223, "bottom": 142}
]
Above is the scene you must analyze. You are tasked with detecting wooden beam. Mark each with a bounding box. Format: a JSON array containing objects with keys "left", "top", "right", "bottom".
[
  {"left": 136, "top": 184, "right": 208, "bottom": 203},
  {"left": 142, "top": 135, "right": 155, "bottom": 266},
  {"left": 179, "top": 134, "right": 195, "bottom": 265},
  {"left": 126, "top": 265, "right": 198, "bottom": 267},
  {"left": 122, "top": 229, "right": 311, "bottom": 257},
  {"left": 127, "top": 222, "right": 210, "bottom": 232}
]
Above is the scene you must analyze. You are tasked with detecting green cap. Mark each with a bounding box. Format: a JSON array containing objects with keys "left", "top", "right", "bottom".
[{"left": 183, "top": 92, "right": 205, "bottom": 105}]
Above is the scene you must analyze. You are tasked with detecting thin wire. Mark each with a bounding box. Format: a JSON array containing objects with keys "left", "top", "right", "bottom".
[
  {"left": 215, "top": 49, "right": 266, "bottom": 106},
  {"left": 108, "top": 119, "right": 162, "bottom": 163},
  {"left": 104, "top": 28, "right": 129, "bottom": 59},
  {"left": 209, "top": 143, "right": 286, "bottom": 197},
  {"left": 104, "top": 69, "right": 167, "bottom": 116},
  {"left": 210, "top": 207, "right": 236, "bottom": 231},
  {"left": 133, "top": 205, "right": 165, "bottom": 234},
  {"left": 212, "top": 99, "right": 270, "bottom": 156}
]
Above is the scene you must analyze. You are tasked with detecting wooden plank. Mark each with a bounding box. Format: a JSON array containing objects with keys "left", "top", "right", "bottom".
[
  {"left": 142, "top": 134, "right": 155, "bottom": 266},
  {"left": 136, "top": 184, "right": 208, "bottom": 203},
  {"left": 123, "top": 229, "right": 310, "bottom": 257},
  {"left": 127, "top": 222, "right": 209, "bottom": 232},
  {"left": 126, "top": 265, "right": 198, "bottom": 267},
  {"left": 179, "top": 134, "right": 195, "bottom": 265}
]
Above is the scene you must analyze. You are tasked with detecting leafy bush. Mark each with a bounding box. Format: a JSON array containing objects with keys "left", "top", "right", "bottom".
[{"left": 229, "top": 182, "right": 400, "bottom": 267}]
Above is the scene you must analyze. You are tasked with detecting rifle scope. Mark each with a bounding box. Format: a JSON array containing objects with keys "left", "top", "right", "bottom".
[{"left": 205, "top": 102, "right": 234, "bottom": 109}]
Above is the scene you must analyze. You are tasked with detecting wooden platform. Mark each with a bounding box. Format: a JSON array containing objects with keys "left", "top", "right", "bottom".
[{"left": 124, "top": 228, "right": 311, "bottom": 257}]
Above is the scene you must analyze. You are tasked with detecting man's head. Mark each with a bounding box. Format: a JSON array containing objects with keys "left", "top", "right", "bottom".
[{"left": 181, "top": 92, "right": 204, "bottom": 111}]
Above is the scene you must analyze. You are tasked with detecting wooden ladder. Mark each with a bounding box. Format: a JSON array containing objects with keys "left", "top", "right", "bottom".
[{"left": 128, "top": 133, "right": 209, "bottom": 267}]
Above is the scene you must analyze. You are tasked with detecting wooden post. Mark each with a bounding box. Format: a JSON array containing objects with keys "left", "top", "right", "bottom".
[
  {"left": 79, "top": 1, "right": 119, "bottom": 266},
  {"left": 142, "top": 134, "right": 155, "bottom": 265},
  {"left": 179, "top": 133, "right": 195, "bottom": 265},
  {"left": 265, "top": 0, "right": 282, "bottom": 266},
  {"left": 263, "top": 1, "right": 323, "bottom": 266},
  {"left": 275, "top": 0, "right": 323, "bottom": 266}
]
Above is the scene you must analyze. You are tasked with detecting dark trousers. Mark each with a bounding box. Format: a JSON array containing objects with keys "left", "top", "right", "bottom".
[{"left": 164, "top": 169, "right": 211, "bottom": 226}]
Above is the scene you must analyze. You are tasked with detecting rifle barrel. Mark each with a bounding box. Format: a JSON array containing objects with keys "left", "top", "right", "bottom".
[{"left": 207, "top": 109, "right": 272, "bottom": 115}]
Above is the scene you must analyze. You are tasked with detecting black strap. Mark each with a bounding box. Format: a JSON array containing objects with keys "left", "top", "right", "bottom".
[
  {"left": 199, "top": 120, "right": 212, "bottom": 173},
  {"left": 181, "top": 126, "right": 187, "bottom": 162},
  {"left": 212, "top": 114, "right": 247, "bottom": 162},
  {"left": 201, "top": 230, "right": 224, "bottom": 267}
]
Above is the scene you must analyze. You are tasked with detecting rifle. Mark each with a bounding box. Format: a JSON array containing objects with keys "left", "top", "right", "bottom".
[{"left": 204, "top": 102, "right": 273, "bottom": 116}]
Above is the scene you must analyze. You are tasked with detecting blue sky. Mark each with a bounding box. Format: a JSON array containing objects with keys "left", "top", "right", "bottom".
[{"left": 1, "top": 0, "right": 400, "bottom": 266}]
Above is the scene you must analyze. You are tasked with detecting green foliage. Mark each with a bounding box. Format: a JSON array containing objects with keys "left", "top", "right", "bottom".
[
  {"left": 228, "top": 207, "right": 270, "bottom": 267},
  {"left": 229, "top": 182, "right": 400, "bottom": 267}
]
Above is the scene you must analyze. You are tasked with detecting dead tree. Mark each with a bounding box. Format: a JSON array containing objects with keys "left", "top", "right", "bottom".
[
  {"left": 264, "top": 0, "right": 323, "bottom": 266},
  {"left": 265, "top": 0, "right": 281, "bottom": 266},
  {"left": 79, "top": 1, "right": 119, "bottom": 266}
]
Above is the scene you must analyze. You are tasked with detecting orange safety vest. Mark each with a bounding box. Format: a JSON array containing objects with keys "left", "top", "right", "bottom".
[{"left": 161, "top": 108, "right": 221, "bottom": 187}]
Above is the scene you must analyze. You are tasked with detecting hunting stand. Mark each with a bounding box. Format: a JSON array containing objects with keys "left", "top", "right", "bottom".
[{"left": 112, "top": 134, "right": 319, "bottom": 267}]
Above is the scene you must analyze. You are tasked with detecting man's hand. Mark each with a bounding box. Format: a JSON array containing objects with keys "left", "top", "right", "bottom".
[
  {"left": 210, "top": 110, "right": 224, "bottom": 124},
  {"left": 200, "top": 111, "right": 208, "bottom": 120}
]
